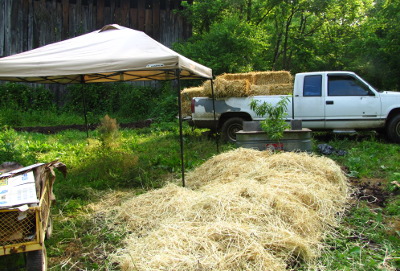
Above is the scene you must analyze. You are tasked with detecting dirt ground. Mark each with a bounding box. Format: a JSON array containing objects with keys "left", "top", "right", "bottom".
[{"left": 349, "top": 177, "right": 392, "bottom": 207}]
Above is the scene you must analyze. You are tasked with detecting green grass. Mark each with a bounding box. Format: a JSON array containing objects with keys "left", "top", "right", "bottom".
[
  {"left": 309, "top": 132, "right": 400, "bottom": 271},
  {"left": 0, "top": 127, "right": 398, "bottom": 270}
]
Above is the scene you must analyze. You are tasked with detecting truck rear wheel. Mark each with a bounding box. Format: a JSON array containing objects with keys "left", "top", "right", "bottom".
[
  {"left": 221, "top": 117, "right": 244, "bottom": 143},
  {"left": 386, "top": 114, "right": 400, "bottom": 143}
]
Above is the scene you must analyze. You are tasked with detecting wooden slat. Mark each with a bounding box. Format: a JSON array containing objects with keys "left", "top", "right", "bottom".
[
  {"left": 153, "top": 0, "right": 160, "bottom": 40},
  {"left": 88, "top": 0, "right": 95, "bottom": 31},
  {"left": 114, "top": 5, "right": 122, "bottom": 25},
  {"left": 75, "top": 0, "right": 83, "bottom": 35},
  {"left": 68, "top": 0, "right": 76, "bottom": 37},
  {"left": 145, "top": 7, "right": 153, "bottom": 36},
  {"left": 27, "top": 0, "right": 34, "bottom": 50},
  {"left": 55, "top": 0, "right": 63, "bottom": 42},
  {"left": 121, "top": 0, "right": 130, "bottom": 26},
  {"left": 22, "top": 0, "right": 29, "bottom": 52},
  {"left": 0, "top": 0, "right": 6, "bottom": 56},
  {"left": 4, "top": 0, "right": 13, "bottom": 56},
  {"left": 130, "top": 6, "right": 138, "bottom": 29},
  {"left": 96, "top": 0, "right": 104, "bottom": 28},
  {"left": 62, "top": 0, "right": 69, "bottom": 39},
  {"left": 109, "top": 0, "right": 116, "bottom": 25},
  {"left": 138, "top": 0, "right": 145, "bottom": 31}
]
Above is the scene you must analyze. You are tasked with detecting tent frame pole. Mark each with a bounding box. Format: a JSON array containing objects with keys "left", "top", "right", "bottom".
[
  {"left": 80, "top": 75, "right": 89, "bottom": 138},
  {"left": 210, "top": 78, "right": 219, "bottom": 153},
  {"left": 176, "top": 69, "right": 185, "bottom": 187}
]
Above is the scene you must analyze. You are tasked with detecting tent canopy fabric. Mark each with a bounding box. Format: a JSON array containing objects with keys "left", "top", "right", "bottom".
[{"left": 0, "top": 24, "right": 212, "bottom": 84}]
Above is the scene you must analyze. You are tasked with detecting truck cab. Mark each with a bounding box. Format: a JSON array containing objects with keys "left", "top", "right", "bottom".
[{"left": 293, "top": 71, "right": 385, "bottom": 130}]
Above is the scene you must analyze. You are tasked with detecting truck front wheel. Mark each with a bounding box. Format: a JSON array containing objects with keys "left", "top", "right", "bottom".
[
  {"left": 221, "top": 117, "right": 244, "bottom": 143},
  {"left": 386, "top": 114, "right": 400, "bottom": 143}
]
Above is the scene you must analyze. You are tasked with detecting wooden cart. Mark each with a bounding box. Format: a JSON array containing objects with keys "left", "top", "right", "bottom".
[{"left": 0, "top": 161, "right": 66, "bottom": 271}]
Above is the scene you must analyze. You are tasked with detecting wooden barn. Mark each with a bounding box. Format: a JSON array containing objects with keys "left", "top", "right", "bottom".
[{"left": 0, "top": 0, "right": 193, "bottom": 57}]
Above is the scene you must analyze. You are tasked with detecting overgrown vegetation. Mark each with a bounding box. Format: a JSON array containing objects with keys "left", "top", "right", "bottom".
[{"left": 0, "top": 81, "right": 179, "bottom": 127}]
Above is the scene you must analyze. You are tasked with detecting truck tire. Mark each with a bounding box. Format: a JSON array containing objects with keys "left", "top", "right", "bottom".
[
  {"left": 26, "top": 247, "right": 47, "bottom": 271},
  {"left": 386, "top": 114, "right": 400, "bottom": 143},
  {"left": 221, "top": 117, "right": 244, "bottom": 143}
]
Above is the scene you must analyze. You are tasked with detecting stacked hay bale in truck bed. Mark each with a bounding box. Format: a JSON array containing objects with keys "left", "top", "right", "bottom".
[{"left": 180, "top": 71, "right": 293, "bottom": 116}]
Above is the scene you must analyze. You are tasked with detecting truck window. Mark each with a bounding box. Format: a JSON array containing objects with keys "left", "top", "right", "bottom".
[
  {"left": 303, "top": 75, "right": 322, "bottom": 96},
  {"left": 328, "top": 75, "right": 372, "bottom": 96}
]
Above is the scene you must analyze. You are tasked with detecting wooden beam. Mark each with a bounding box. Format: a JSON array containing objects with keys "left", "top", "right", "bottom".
[
  {"left": 153, "top": 0, "right": 160, "bottom": 40},
  {"left": 62, "top": 0, "right": 69, "bottom": 39},
  {"left": 97, "top": 0, "right": 104, "bottom": 28},
  {"left": 138, "top": 0, "right": 145, "bottom": 31},
  {"left": 121, "top": 0, "right": 129, "bottom": 26}
]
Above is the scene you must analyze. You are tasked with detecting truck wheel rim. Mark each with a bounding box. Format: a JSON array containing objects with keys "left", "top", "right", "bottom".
[{"left": 229, "top": 125, "right": 241, "bottom": 140}]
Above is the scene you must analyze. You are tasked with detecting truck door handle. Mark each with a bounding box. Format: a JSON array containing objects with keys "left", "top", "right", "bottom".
[{"left": 326, "top": 101, "right": 334, "bottom": 105}]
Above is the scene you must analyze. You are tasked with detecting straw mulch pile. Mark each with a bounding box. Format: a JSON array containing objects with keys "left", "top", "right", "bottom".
[
  {"left": 180, "top": 71, "right": 293, "bottom": 115},
  {"left": 111, "top": 148, "right": 350, "bottom": 271}
]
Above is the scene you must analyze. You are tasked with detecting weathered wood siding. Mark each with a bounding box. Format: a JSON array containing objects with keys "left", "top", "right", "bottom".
[{"left": 0, "top": 0, "right": 192, "bottom": 57}]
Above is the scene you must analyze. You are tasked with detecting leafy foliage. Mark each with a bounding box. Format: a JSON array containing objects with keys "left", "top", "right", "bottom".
[
  {"left": 176, "top": 0, "right": 399, "bottom": 91},
  {"left": 0, "top": 82, "right": 54, "bottom": 111},
  {"left": 173, "top": 16, "right": 268, "bottom": 75},
  {"left": 250, "top": 96, "right": 291, "bottom": 141},
  {"left": 0, "top": 127, "right": 36, "bottom": 165}
]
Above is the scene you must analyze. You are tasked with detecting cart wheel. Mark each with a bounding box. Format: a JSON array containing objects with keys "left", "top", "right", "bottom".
[
  {"left": 45, "top": 216, "right": 53, "bottom": 240},
  {"left": 26, "top": 246, "right": 47, "bottom": 271}
]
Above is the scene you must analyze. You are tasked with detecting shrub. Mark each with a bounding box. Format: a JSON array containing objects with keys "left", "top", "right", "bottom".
[{"left": 0, "top": 83, "right": 54, "bottom": 111}]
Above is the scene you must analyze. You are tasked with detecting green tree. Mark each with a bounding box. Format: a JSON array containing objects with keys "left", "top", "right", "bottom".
[
  {"left": 178, "top": 0, "right": 398, "bottom": 90},
  {"left": 174, "top": 16, "right": 268, "bottom": 75},
  {"left": 352, "top": 0, "right": 400, "bottom": 90}
]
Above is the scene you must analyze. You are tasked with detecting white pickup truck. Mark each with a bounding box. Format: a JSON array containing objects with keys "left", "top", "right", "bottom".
[{"left": 189, "top": 71, "right": 400, "bottom": 143}]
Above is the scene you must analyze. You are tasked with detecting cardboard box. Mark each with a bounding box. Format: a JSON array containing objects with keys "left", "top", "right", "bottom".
[{"left": 0, "top": 171, "right": 38, "bottom": 208}]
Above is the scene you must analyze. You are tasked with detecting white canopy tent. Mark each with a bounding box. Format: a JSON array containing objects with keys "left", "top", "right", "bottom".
[
  {"left": 0, "top": 24, "right": 212, "bottom": 83},
  {"left": 0, "top": 24, "right": 214, "bottom": 186}
]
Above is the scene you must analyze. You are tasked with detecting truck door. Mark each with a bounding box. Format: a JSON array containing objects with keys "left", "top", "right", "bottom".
[
  {"left": 325, "top": 74, "right": 381, "bottom": 129},
  {"left": 294, "top": 74, "right": 326, "bottom": 129}
]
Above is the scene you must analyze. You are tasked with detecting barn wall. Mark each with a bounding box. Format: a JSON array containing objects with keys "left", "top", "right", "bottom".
[{"left": 0, "top": 0, "right": 192, "bottom": 57}]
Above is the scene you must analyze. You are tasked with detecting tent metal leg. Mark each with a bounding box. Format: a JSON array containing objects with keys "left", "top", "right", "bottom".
[
  {"left": 210, "top": 79, "right": 219, "bottom": 153},
  {"left": 82, "top": 86, "right": 89, "bottom": 138},
  {"left": 176, "top": 70, "right": 185, "bottom": 187}
]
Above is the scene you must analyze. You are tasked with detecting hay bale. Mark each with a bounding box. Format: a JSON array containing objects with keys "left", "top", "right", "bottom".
[
  {"left": 268, "top": 84, "right": 293, "bottom": 95},
  {"left": 249, "top": 84, "right": 293, "bottom": 96},
  {"left": 203, "top": 77, "right": 250, "bottom": 98},
  {"left": 252, "top": 71, "right": 292, "bottom": 85},
  {"left": 180, "top": 86, "right": 205, "bottom": 116},
  {"left": 110, "top": 149, "right": 350, "bottom": 271},
  {"left": 220, "top": 72, "right": 254, "bottom": 82},
  {"left": 249, "top": 85, "right": 270, "bottom": 96}
]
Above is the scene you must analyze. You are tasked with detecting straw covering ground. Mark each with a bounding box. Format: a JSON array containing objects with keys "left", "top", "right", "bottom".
[
  {"left": 110, "top": 148, "right": 350, "bottom": 271},
  {"left": 180, "top": 71, "right": 293, "bottom": 116}
]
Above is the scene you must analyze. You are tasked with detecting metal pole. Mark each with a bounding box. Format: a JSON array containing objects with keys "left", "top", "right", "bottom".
[
  {"left": 210, "top": 78, "right": 219, "bottom": 153},
  {"left": 80, "top": 76, "right": 89, "bottom": 138},
  {"left": 176, "top": 69, "right": 185, "bottom": 187}
]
